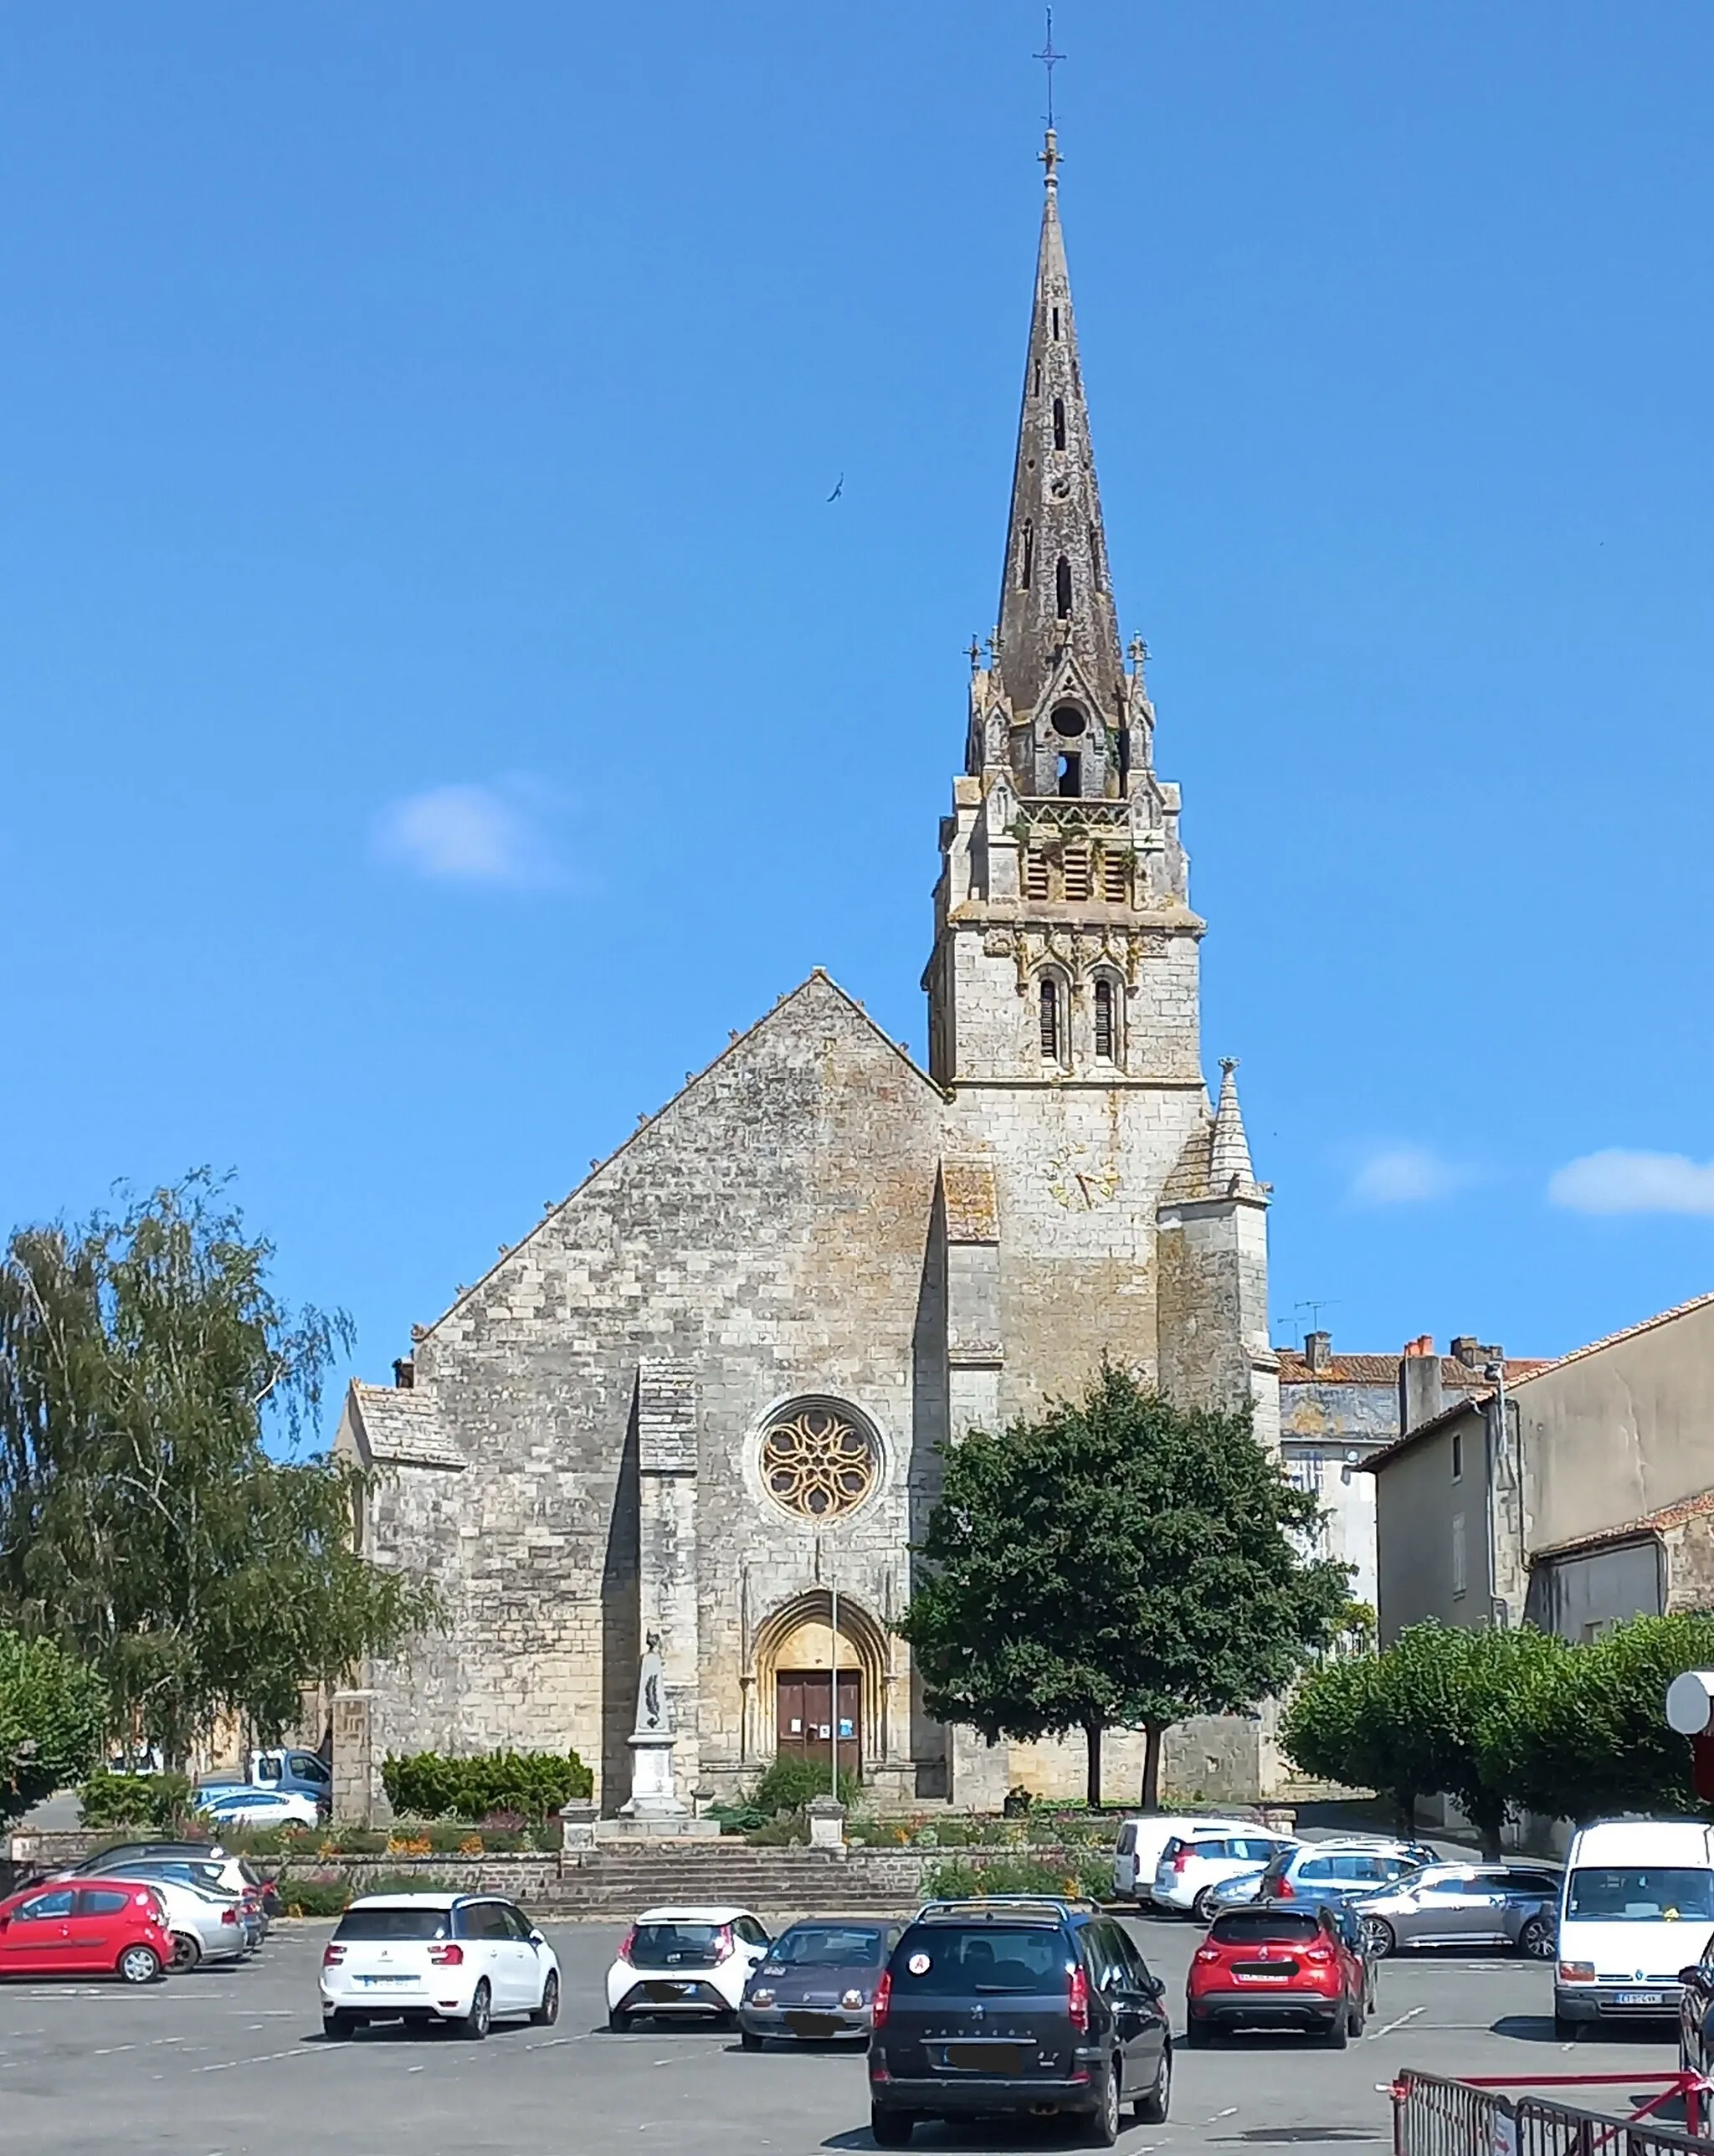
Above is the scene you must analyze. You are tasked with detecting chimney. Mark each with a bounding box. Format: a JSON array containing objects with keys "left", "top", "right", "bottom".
[
  {"left": 1305, "top": 1330, "right": 1333, "bottom": 1375},
  {"left": 1450, "top": 1336, "right": 1481, "bottom": 1369},
  {"left": 1398, "top": 1336, "right": 1444, "bottom": 1432},
  {"left": 392, "top": 1357, "right": 414, "bottom": 1390}
]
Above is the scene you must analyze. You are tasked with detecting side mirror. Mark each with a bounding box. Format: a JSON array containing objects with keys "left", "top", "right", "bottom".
[
  {"left": 529, "top": 1931, "right": 546, "bottom": 1948},
  {"left": 1146, "top": 1976, "right": 1165, "bottom": 2001}
]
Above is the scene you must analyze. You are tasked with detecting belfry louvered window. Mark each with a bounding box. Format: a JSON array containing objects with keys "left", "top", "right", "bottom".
[
  {"left": 1039, "top": 977, "right": 1062, "bottom": 1061},
  {"left": 1101, "top": 852, "right": 1129, "bottom": 904},
  {"left": 1024, "top": 848, "right": 1051, "bottom": 901},
  {"left": 1062, "top": 847, "right": 1090, "bottom": 901}
]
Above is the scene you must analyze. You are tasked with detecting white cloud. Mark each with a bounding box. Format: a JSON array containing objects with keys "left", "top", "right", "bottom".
[
  {"left": 1347, "top": 1144, "right": 1465, "bottom": 1207},
  {"left": 372, "top": 778, "right": 569, "bottom": 888},
  {"left": 1548, "top": 1148, "right": 1714, "bottom": 1217}
]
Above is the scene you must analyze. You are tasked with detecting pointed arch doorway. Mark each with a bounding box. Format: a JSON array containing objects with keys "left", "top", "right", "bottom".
[{"left": 752, "top": 1590, "right": 890, "bottom": 1779}]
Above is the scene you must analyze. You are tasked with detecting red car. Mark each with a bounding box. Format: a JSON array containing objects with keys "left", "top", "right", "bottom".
[
  {"left": 0, "top": 1877, "right": 171, "bottom": 1984},
  {"left": 1186, "top": 1902, "right": 1368, "bottom": 2047}
]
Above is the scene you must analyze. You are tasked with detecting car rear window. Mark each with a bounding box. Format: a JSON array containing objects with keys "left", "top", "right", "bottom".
[
  {"left": 629, "top": 1922, "right": 726, "bottom": 1968},
  {"left": 1209, "top": 1911, "right": 1321, "bottom": 1946},
  {"left": 891, "top": 1927, "right": 1070, "bottom": 1994},
  {"left": 771, "top": 1926, "right": 886, "bottom": 1967},
  {"left": 334, "top": 1907, "right": 454, "bottom": 1942}
]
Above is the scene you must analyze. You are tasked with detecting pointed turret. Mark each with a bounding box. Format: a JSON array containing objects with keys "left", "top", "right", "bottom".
[
  {"left": 1208, "top": 1058, "right": 1260, "bottom": 1196},
  {"left": 993, "top": 131, "right": 1126, "bottom": 793}
]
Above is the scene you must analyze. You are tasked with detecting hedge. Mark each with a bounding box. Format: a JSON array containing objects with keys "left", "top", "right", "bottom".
[
  {"left": 379, "top": 1748, "right": 592, "bottom": 1821},
  {"left": 749, "top": 1754, "right": 862, "bottom": 1816},
  {"left": 80, "top": 1772, "right": 194, "bottom": 1832}
]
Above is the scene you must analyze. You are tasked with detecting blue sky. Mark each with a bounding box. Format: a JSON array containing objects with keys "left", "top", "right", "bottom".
[{"left": 4, "top": 0, "right": 1713, "bottom": 1429}]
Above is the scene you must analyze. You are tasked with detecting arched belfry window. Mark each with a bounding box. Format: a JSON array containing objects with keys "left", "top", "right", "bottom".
[
  {"left": 1039, "top": 976, "right": 1063, "bottom": 1063},
  {"left": 1055, "top": 556, "right": 1073, "bottom": 619},
  {"left": 1053, "top": 397, "right": 1067, "bottom": 451},
  {"left": 1094, "top": 976, "right": 1121, "bottom": 1063}
]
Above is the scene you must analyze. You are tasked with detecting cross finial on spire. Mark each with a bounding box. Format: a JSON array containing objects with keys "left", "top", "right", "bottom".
[{"left": 1034, "top": 8, "right": 1066, "bottom": 131}]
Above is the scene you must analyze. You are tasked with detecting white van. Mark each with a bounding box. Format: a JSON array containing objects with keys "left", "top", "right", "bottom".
[
  {"left": 1555, "top": 1819, "right": 1714, "bottom": 2036},
  {"left": 1112, "top": 1815, "right": 1260, "bottom": 1905}
]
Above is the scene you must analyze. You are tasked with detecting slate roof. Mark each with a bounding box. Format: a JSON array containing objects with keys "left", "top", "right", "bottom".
[{"left": 347, "top": 1383, "right": 464, "bottom": 1470}]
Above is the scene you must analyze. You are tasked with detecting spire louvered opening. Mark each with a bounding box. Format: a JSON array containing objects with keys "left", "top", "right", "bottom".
[
  {"left": 1019, "top": 519, "right": 1034, "bottom": 590},
  {"left": 1055, "top": 556, "right": 1073, "bottom": 618},
  {"left": 1053, "top": 397, "right": 1066, "bottom": 450}
]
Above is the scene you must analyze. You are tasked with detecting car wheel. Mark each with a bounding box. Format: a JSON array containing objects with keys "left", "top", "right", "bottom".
[
  {"left": 870, "top": 2106, "right": 916, "bottom": 2148},
  {"left": 530, "top": 1971, "right": 560, "bottom": 2027},
  {"left": 460, "top": 1979, "right": 491, "bottom": 2041},
  {"left": 1185, "top": 2015, "right": 1213, "bottom": 2048},
  {"left": 1193, "top": 1886, "right": 1221, "bottom": 1924},
  {"left": 1084, "top": 2062, "right": 1122, "bottom": 2147},
  {"left": 608, "top": 2006, "right": 632, "bottom": 2033},
  {"left": 1519, "top": 1916, "right": 1556, "bottom": 1961},
  {"left": 167, "top": 1932, "right": 201, "bottom": 1974},
  {"left": 322, "top": 2010, "right": 360, "bottom": 2040},
  {"left": 1553, "top": 2014, "right": 1578, "bottom": 2042},
  {"left": 1361, "top": 1918, "right": 1395, "bottom": 1959},
  {"left": 1137, "top": 2041, "right": 1173, "bottom": 2123},
  {"left": 740, "top": 2028, "right": 763, "bottom": 2051},
  {"left": 1324, "top": 2009, "right": 1348, "bottom": 2050},
  {"left": 116, "top": 1944, "right": 162, "bottom": 1986}
]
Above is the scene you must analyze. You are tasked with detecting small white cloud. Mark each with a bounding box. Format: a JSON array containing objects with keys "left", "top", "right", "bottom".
[
  {"left": 372, "top": 778, "right": 569, "bottom": 888},
  {"left": 1547, "top": 1148, "right": 1714, "bottom": 1217},
  {"left": 1348, "top": 1144, "right": 1465, "bottom": 1207}
]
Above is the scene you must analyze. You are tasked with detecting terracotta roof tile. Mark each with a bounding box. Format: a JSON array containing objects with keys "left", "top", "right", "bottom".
[{"left": 1532, "top": 1485, "right": 1714, "bottom": 1563}]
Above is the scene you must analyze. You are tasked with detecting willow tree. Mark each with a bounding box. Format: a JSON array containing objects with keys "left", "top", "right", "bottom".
[
  {"left": 0, "top": 1172, "right": 438, "bottom": 1763},
  {"left": 900, "top": 1364, "right": 1350, "bottom": 1808}
]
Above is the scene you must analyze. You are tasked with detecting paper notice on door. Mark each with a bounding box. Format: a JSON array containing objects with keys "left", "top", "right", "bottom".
[
  {"left": 788, "top": 1718, "right": 803, "bottom": 1734},
  {"left": 838, "top": 1718, "right": 854, "bottom": 1738}
]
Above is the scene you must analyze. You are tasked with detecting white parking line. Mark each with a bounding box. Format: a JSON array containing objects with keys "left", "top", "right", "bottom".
[{"left": 1368, "top": 2005, "right": 1425, "bottom": 2040}]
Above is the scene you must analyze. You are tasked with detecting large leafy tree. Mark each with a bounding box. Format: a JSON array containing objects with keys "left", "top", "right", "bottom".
[
  {"left": 1282, "top": 1620, "right": 1566, "bottom": 1850},
  {"left": 0, "top": 1172, "right": 439, "bottom": 1764},
  {"left": 899, "top": 1364, "right": 1351, "bottom": 1807},
  {"left": 0, "top": 1631, "right": 108, "bottom": 1825},
  {"left": 1477, "top": 1613, "right": 1714, "bottom": 1824}
]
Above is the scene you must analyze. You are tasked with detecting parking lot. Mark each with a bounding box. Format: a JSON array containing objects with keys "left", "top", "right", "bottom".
[{"left": 0, "top": 1909, "right": 1690, "bottom": 2155}]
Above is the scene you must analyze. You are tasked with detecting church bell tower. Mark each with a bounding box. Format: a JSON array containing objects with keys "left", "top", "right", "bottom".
[{"left": 922, "top": 130, "right": 1277, "bottom": 1444}]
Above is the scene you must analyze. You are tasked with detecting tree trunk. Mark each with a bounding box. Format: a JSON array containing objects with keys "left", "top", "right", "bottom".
[
  {"left": 1085, "top": 1719, "right": 1104, "bottom": 1810},
  {"left": 1141, "top": 1723, "right": 1166, "bottom": 1811}
]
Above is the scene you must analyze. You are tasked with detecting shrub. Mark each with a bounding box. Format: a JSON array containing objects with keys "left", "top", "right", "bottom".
[
  {"left": 926, "top": 1853, "right": 1091, "bottom": 1901},
  {"left": 80, "top": 1772, "right": 193, "bottom": 1832},
  {"left": 379, "top": 1748, "right": 592, "bottom": 1821},
  {"left": 278, "top": 1877, "right": 352, "bottom": 1917},
  {"left": 749, "top": 1753, "right": 862, "bottom": 1817}
]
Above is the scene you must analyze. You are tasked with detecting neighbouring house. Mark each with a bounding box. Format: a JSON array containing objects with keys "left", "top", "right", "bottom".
[
  {"left": 1365, "top": 1291, "right": 1714, "bottom": 1643},
  {"left": 1276, "top": 1332, "right": 1544, "bottom": 1612}
]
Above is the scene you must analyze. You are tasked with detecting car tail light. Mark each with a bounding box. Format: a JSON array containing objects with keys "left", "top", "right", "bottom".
[
  {"left": 428, "top": 1943, "right": 464, "bottom": 1966},
  {"left": 618, "top": 1926, "right": 637, "bottom": 1964},
  {"left": 1173, "top": 1847, "right": 1192, "bottom": 1874},
  {"left": 1303, "top": 1946, "right": 1330, "bottom": 1964},
  {"left": 221, "top": 1908, "right": 238, "bottom": 1926},
  {"left": 713, "top": 1925, "right": 734, "bottom": 1963},
  {"left": 872, "top": 1970, "right": 891, "bottom": 2030},
  {"left": 1275, "top": 1877, "right": 1294, "bottom": 1898},
  {"left": 322, "top": 1944, "right": 345, "bottom": 1966},
  {"left": 1193, "top": 1947, "right": 1220, "bottom": 1964},
  {"left": 1067, "top": 1964, "right": 1090, "bottom": 2033}
]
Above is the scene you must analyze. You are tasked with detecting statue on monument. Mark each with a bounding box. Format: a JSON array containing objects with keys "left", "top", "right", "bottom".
[{"left": 634, "top": 1630, "right": 669, "bottom": 1737}]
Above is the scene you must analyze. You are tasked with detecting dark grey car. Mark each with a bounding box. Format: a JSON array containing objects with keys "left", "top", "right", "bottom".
[
  {"left": 1351, "top": 1862, "right": 1562, "bottom": 1958},
  {"left": 740, "top": 1921, "right": 903, "bottom": 2046}
]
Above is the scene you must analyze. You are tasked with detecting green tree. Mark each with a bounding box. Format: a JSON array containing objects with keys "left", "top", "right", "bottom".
[
  {"left": 1281, "top": 1621, "right": 1566, "bottom": 1851},
  {"left": 0, "top": 1172, "right": 439, "bottom": 1763},
  {"left": 0, "top": 1631, "right": 109, "bottom": 1825},
  {"left": 1477, "top": 1612, "right": 1714, "bottom": 1823},
  {"left": 899, "top": 1364, "right": 1351, "bottom": 1808}
]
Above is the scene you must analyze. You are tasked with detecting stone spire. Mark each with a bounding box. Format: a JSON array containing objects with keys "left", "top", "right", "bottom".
[
  {"left": 1208, "top": 1058, "right": 1260, "bottom": 1195},
  {"left": 993, "top": 129, "right": 1126, "bottom": 743}
]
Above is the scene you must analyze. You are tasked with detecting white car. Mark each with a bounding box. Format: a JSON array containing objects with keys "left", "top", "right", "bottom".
[
  {"left": 197, "top": 1786, "right": 321, "bottom": 1830},
  {"left": 1153, "top": 1828, "right": 1299, "bottom": 1921},
  {"left": 1113, "top": 1815, "right": 1262, "bottom": 1904},
  {"left": 606, "top": 1906, "right": 772, "bottom": 2030},
  {"left": 320, "top": 1892, "right": 561, "bottom": 2041}
]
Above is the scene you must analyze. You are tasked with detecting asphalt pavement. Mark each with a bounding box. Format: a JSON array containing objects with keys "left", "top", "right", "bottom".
[{"left": 0, "top": 1910, "right": 1691, "bottom": 2156}]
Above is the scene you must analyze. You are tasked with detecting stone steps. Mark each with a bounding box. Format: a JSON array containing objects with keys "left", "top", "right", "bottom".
[{"left": 539, "top": 1845, "right": 927, "bottom": 1916}]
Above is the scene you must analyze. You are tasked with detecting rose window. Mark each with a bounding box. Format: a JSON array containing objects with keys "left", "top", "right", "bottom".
[{"left": 760, "top": 1402, "right": 880, "bottom": 1521}]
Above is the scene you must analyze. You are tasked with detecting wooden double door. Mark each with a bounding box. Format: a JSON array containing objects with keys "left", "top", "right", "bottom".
[{"left": 776, "top": 1669, "right": 861, "bottom": 1778}]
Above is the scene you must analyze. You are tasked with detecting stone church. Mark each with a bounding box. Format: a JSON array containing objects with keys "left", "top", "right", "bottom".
[{"left": 336, "top": 132, "right": 1280, "bottom": 1816}]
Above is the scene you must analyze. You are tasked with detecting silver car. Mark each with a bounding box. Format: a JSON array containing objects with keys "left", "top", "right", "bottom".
[{"left": 1352, "top": 1861, "right": 1561, "bottom": 1959}]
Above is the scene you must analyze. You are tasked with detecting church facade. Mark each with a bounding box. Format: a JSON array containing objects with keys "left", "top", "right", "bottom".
[{"left": 336, "top": 135, "right": 1280, "bottom": 1815}]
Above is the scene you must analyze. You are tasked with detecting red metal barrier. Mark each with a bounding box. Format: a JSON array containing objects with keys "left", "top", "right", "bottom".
[{"left": 1393, "top": 2068, "right": 1714, "bottom": 2156}]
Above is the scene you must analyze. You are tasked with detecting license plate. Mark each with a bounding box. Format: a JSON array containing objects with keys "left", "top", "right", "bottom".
[
  {"left": 1615, "top": 1990, "right": 1665, "bottom": 2006},
  {"left": 942, "top": 2042, "right": 1025, "bottom": 2074},
  {"left": 357, "top": 1974, "right": 413, "bottom": 1985},
  {"left": 785, "top": 2013, "right": 839, "bottom": 2037},
  {"left": 643, "top": 1981, "right": 695, "bottom": 1999}
]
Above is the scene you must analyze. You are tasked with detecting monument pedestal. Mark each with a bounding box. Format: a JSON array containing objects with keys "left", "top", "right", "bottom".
[{"left": 620, "top": 1732, "right": 688, "bottom": 1820}]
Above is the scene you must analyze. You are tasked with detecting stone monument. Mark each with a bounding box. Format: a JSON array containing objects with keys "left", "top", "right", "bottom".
[{"left": 618, "top": 1631, "right": 690, "bottom": 1822}]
